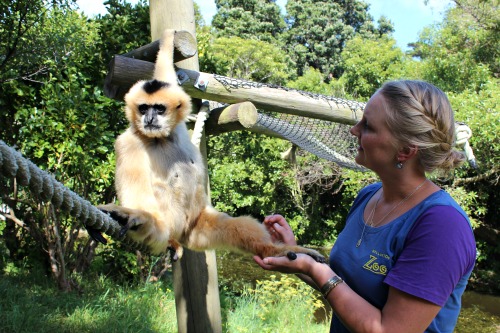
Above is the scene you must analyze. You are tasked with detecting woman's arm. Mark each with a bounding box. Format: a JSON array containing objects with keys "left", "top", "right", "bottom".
[{"left": 255, "top": 254, "right": 441, "bottom": 333}]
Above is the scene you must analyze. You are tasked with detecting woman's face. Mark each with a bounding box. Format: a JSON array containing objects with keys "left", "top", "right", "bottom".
[{"left": 350, "top": 92, "right": 399, "bottom": 172}]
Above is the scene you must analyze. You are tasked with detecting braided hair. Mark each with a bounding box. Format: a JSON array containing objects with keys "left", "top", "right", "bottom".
[{"left": 378, "top": 80, "right": 465, "bottom": 174}]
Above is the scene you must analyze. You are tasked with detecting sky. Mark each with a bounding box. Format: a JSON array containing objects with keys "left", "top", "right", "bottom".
[{"left": 75, "top": 0, "right": 454, "bottom": 51}]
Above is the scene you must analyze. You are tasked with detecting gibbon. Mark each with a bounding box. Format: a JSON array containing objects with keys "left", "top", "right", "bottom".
[{"left": 98, "top": 29, "right": 325, "bottom": 263}]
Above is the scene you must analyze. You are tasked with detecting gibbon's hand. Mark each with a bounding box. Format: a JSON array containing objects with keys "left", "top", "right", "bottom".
[
  {"left": 253, "top": 253, "right": 316, "bottom": 275},
  {"left": 263, "top": 214, "right": 297, "bottom": 245},
  {"left": 85, "top": 226, "right": 108, "bottom": 245}
]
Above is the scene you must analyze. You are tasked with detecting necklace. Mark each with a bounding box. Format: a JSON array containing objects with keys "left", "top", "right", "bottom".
[{"left": 356, "top": 179, "right": 428, "bottom": 248}]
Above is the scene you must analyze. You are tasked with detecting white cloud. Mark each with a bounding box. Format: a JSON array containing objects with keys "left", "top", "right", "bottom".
[
  {"left": 75, "top": 0, "right": 106, "bottom": 17},
  {"left": 75, "top": 0, "right": 141, "bottom": 17}
]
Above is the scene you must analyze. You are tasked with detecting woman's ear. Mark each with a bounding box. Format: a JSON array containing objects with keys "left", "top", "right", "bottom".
[{"left": 397, "top": 145, "right": 418, "bottom": 162}]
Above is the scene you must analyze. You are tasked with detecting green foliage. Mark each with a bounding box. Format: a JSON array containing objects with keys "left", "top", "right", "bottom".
[
  {"left": 449, "top": 80, "right": 500, "bottom": 176},
  {"left": 287, "top": 67, "right": 346, "bottom": 97},
  {"left": 449, "top": 79, "right": 499, "bottom": 222},
  {"left": 225, "top": 274, "right": 330, "bottom": 333},
  {"left": 283, "top": 0, "right": 375, "bottom": 78},
  {"left": 0, "top": 0, "right": 75, "bottom": 81},
  {"left": 204, "top": 36, "right": 294, "bottom": 84},
  {"left": 95, "top": 0, "right": 151, "bottom": 63},
  {"left": 417, "top": 25, "right": 491, "bottom": 92},
  {"left": 411, "top": 0, "right": 498, "bottom": 92},
  {"left": 448, "top": 79, "right": 500, "bottom": 278},
  {"left": 0, "top": 0, "right": 148, "bottom": 288},
  {"left": 339, "top": 36, "right": 408, "bottom": 100},
  {"left": 212, "top": 0, "right": 286, "bottom": 43},
  {"left": 208, "top": 133, "right": 295, "bottom": 217}
]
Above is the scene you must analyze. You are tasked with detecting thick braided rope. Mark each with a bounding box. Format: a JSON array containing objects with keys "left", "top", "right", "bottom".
[{"left": 0, "top": 140, "right": 147, "bottom": 250}]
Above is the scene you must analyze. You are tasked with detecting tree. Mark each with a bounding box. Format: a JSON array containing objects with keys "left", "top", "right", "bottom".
[
  {"left": 0, "top": 0, "right": 74, "bottom": 82},
  {"left": 282, "top": 0, "right": 377, "bottom": 78},
  {"left": 212, "top": 0, "right": 286, "bottom": 43},
  {"left": 448, "top": 79, "right": 500, "bottom": 282},
  {"left": 204, "top": 36, "right": 294, "bottom": 84},
  {"left": 0, "top": 0, "right": 154, "bottom": 290},
  {"left": 339, "top": 35, "right": 408, "bottom": 100},
  {"left": 410, "top": 0, "right": 498, "bottom": 92},
  {"left": 96, "top": 0, "right": 151, "bottom": 69}
]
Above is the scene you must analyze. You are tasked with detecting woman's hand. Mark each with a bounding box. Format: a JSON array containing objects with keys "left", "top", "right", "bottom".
[
  {"left": 263, "top": 214, "right": 297, "bottom": 245},
  {"left": 253, "top": 253, "right": 318, "bottom": 275}
]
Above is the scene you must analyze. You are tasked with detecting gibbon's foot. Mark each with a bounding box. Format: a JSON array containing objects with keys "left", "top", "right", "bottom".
[
  {"left": 290, "top": 248, "right": 326, "bottom": 263},
  {"left": 270, "top": 247, "right": 325, "bottom": 263},
  {"left": 167, "top": 239, "right": 183, "bottom": 261},
  {"left": 168, "top": 246, "right": 179, "bottom": 261},
  {"left": 307, "top": 251, "right": 326, "bottom": 263}
]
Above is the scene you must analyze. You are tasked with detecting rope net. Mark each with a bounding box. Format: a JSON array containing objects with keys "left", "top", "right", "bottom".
[{"left": 212, "top": 74, "right": 367, "bottom": 171}]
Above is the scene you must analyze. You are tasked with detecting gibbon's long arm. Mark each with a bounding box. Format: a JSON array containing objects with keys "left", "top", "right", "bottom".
[
  {"left": 97, "top": 29, "right": 325, "bottom": 263},
  {"left": 153, "top": 29, "right": 178, "bottom": 85}
]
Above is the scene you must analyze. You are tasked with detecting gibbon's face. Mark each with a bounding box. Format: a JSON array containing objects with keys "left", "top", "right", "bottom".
[{"left": 124, "top": 79, "right": 192, "bottom": 138}]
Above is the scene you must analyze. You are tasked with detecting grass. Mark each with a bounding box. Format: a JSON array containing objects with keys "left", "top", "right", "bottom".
[
  {"left": 0, "top": 263, "right": 330, "bottom": 333},
  {"left": 0, "top": 265, "right": 177, "bottom": 333},
  {"left": 0, "top": 262, "right": 499, "bottom": 333},
  {"left": 222, "top": 275, "right": 330, "bottom": 333}
]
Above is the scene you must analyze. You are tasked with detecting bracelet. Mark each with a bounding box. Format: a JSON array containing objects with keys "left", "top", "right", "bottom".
[{"left": 320, "top": 275, "right": 344, "bottom": 298}]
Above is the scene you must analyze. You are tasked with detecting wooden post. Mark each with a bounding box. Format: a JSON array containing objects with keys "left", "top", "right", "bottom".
[{"left": 149, "top": 1, "right": 222, "bottom": 332}]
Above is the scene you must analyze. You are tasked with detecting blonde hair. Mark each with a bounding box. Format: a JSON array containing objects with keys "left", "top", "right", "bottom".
[{"left": 378, "top": 80, "right": 465, "bottom": 174}]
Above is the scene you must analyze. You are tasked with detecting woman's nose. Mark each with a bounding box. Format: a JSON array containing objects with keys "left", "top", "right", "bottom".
[{"left": 350, "top": 122, "right": 359, "bottom": 136}]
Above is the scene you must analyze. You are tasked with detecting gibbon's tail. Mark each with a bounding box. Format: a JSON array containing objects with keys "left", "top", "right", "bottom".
[
  {"left": 188, "top": 207, "right": 326, "bottom": 262},
  {"left": 154, "top": 29, "right": 178, "bottom": 85}
]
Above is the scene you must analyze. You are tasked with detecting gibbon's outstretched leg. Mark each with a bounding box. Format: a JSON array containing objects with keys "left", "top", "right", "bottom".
[{"left": 186, "top": 207, "right": 326, "bottom": 263}]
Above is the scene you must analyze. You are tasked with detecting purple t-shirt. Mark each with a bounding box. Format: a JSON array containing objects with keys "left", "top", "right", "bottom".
[{"left": 329, "top": 183, "right": 476, "bottom": 333}]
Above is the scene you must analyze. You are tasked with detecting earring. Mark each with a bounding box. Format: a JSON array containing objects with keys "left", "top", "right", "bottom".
[{"left": 396, "top": 161, "right": 404, "bottom": 169}]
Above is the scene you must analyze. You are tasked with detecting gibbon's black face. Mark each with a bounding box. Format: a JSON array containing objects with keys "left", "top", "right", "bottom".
[
  {"left": 138, "top": 103, "right": 166, "bottom": 131},
  {"left": 124, "top": 79, "right": 192, "bottom": 139}
]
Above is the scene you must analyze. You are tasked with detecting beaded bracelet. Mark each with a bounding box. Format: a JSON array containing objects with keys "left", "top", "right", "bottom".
[{"left": 320, "top": 275, "right": 344, "bottom": 298}]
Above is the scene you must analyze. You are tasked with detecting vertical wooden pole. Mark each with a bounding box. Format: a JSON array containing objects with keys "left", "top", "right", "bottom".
[{"left": 149, "top": 1, "right": 222, "bottom": 332}]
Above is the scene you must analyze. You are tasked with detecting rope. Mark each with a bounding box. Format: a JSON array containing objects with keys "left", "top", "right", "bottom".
[
  {"left": 0, "top": 140, "right": 147, "bottom": 250},
  {"left": 190, "top": 101, "right": 211, "bottom": 148}
]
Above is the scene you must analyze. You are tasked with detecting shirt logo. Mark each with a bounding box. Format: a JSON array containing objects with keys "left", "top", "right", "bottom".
[{"left": 363, "top": 255, "right": 388, "bottom": 275}]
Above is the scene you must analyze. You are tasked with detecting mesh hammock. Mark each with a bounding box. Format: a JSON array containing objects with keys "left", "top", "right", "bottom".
[{"left": 212, "top": 74, "right": 367, "bottom": 171}]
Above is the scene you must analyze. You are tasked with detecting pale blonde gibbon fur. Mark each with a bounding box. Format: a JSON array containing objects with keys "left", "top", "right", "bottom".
[{"left": 98, "top": 29, "right": 325, "bottom": 263}]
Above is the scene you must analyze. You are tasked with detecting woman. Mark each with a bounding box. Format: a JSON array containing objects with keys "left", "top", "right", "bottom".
[{"left": 254, "top": 80, "right": 476, "bottom": 333}]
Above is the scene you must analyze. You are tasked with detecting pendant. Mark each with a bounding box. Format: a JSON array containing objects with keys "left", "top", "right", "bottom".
[{"left": 356, "top": 239, "right": 361, "bottom": 247}]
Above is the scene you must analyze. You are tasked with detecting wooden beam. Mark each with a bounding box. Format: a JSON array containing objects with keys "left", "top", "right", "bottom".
[
  {"left": 122, "top": 30, "right": 197, "bottom": 62},
  {"left": 147, "top": 1, "right": 222, "bottom": 332},
  {"left": 203, "top": 102, "right": 284, "bottom": 138},
  {"left": 104, "top": 56, "right": 364, "bottom": 125}
]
